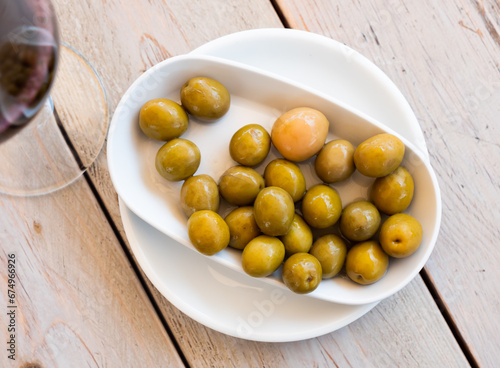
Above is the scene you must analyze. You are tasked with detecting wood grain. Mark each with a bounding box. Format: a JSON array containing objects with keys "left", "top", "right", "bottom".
[
  {"left": 154, "top": 277, "right": 469, "bottom": 368},
  {"left": 43, "top": 0, "right": 472, "bottom": 367},
  {"left": 0, "top": 181, "right": 184, "bottom": 367},
  {"left": 275, "top": 0, "right": 500, "bottom": 366}
]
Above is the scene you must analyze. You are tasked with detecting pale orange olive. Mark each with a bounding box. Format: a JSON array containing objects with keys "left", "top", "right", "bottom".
[{"left": 271, "top": 107, "right": 329, "bottom": 162}]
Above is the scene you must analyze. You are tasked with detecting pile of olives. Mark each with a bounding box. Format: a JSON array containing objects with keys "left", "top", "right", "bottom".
[
  {"left": 139, "top": 76, "right": 231, "bottom": 181},
  {"left": 139, "top": 77, "right": 424, "bottom": 295}
]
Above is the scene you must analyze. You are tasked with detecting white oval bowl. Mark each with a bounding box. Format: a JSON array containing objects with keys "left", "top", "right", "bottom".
[{"left": 108, "top": 54, "right": 441, "bottom": 305}]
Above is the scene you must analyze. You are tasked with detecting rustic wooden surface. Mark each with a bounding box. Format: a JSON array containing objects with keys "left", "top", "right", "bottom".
[
  {"left": 0, "top": 181, "right": 184, "bottom": 367},
  {"left": 1, "top": 0, "right": 498, "bottom": 366},
  {"left": 276, "top": 0, "right": 500, "bottom": 366}
]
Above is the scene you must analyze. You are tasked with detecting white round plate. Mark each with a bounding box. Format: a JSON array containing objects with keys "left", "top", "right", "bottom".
[
  {"left": 120, "top": 200, "right": 377, "bottom": 342},
  {"left": 191, "top": 28, "right": 428, "bottom": 154},
  {"left": 117, "top": 29, "right": 433, "bottom": 341}
]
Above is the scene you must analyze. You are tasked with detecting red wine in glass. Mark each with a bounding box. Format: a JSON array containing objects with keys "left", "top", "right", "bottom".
[
  {"left": 0, "top": 0, "right": 108, "bottom": 196},
  {"left": 0, "top": 0, "right": 59, "bottom": 143}
]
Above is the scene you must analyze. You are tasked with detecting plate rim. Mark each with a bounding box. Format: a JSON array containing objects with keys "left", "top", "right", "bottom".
[
  {"left": 190, "top": 28, "right": 429, "bottom": 157},
  {"left": 119, "top": 197, "right": 379, "bottom": 342},
  {"left": 111, "top": 28, "right": 440, "bottom": 340}
]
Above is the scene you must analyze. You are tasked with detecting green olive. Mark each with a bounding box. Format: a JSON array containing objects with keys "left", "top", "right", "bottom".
[
  {"left": 345, "top": 241, "right": 389, "bottom": 285},
  {"left": 254, "top": 186, "right": 295, "bottom": 236},
  {"left": 354, "top": 133, "right": 405, "bottom": 177},
  {"left": 225, "top": 206, "right": 261, "bottom": 250},
  {"left": 242, "top": 235, "right": 285, "bottom": 277},
  {"left": 180, "top": 174, "right": 219, "bottom": 217},
  {"left": 279, "top": 214, "right": 313, "bottom": 256},
  {"left": 155, "top": 138, "right": 200, "bottom": 181},
  {"left": 229, "top": 124, "right": 271, "bottom": 166},
  {"left": 301, "top": 184, "right": 342, "bottom": 229},
  {"left": 340, "top": 201, "right": 381, "bottom": 241},
  {"left": 371, "top": 166, "right": 414, "bottom": 215},
  {"left": 309, "top": 234, "right": 347, "bottom": 279},
  {"left": 139, "top": 98, "right": 188, "bottom": 141},
  {"left": 187, "top": 210, "right": 230, "bottom": 256},
  {"left": 282, "top": 253, "right": 322, "bottom": 294},
  {"left": 264, "top": 159, "right": 306, "bottom": 202},
  {"left": 218, "top": 166, "right": 265, "bottom": 206},
  {"left": 315, "top": 139, "right": 355, "bottom": 183},
  {"left": 379, "top": 213, "right": 423, "bottom": 258},
  {"left": 180, "top": 77, "right": 230, "bottom": 120}
]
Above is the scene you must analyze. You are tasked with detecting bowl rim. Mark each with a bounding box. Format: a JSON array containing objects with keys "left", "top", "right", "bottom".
[{"left": 107, "top": 53, "right": 442, "bottom": 305}]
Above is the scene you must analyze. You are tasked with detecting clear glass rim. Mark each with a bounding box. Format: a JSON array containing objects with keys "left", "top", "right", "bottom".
[{"left": 0, "top": 43, "right": 109, "bottom": 197}]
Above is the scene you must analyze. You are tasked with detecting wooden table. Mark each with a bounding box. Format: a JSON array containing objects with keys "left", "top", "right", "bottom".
[{"left": 1, "top": 0, "right": 499, "bottom": 366}]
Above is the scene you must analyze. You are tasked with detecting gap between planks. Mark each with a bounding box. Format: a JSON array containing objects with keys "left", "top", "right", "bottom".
[
  {"left": 270, "top": 0, "right": 291, "bottom": 28},
  {"left": 53, "top": 104, "right": 190, "bottom": 366},
  {"left": 53, "top": 2, "right": 480, "bottom": 365},
  {"left": 420, "top": 267, "right": 479, "bottom": 368},
  {"left": 82, "top": 169, "right": 192, "bottom": 367},
  {"left": 268, "top": 0, "right": 481, "bottom": 366}
]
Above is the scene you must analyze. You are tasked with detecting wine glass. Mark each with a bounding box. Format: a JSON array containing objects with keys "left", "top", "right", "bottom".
[{"left": 0, "top": 0, "right": 108, "bottom": 196}]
